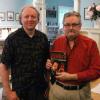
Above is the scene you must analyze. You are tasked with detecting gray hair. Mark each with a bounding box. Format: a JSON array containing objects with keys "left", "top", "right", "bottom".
[{"left": 63, "top": 11, "right": 81, "bottom": 24}]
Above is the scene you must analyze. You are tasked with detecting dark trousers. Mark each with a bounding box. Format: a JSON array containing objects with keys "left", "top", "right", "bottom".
[{"left": 16, "top": 85, "right": 48, "bottom": 100}]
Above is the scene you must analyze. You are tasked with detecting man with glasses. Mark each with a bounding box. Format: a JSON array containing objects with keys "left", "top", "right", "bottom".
[
  {"left": 46, "top": 11, "right": 100, "bottom": 100},
  {"left": 0, "top": 5, "right": 50, "bottom": 100}
]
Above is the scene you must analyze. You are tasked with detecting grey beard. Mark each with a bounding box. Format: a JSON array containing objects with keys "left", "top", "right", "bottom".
[
  {"left": 66, "top": 30, "right": 79, "bottom": 41},
  {"left": 67, "top": 35, "right": 77, "bottom": 41}
]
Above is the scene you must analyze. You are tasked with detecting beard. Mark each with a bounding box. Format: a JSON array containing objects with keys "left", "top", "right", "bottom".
[{"left": 65, "top": 29, "right": 79, "bottom": 41}]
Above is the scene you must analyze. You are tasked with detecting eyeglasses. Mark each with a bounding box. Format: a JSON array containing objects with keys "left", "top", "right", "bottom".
[{"left": 64, "top": 23, "right": 81, "bottom": 27}]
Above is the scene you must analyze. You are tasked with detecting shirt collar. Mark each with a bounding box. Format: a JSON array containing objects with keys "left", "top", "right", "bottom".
[{"left": 65, "top": 34, "right": 80, "bottom": 47}]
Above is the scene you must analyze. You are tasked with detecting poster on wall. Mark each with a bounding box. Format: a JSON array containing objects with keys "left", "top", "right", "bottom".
[
  {"left": 15, "top": 13, "right": 19, "bottom": 21},
  {"left": 7, "top": 11, "right": 14, "bottom": 21},
  {"left": 84, "top": 8, "right": 90, "bottom": 20},
  {"left": 0, "top": 12, "right": 5, "bottom": 21}
]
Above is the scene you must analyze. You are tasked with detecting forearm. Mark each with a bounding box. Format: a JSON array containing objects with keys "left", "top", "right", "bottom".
[
  {"left": 0, "top": 63, "right": 11, "bottom": 94},
  {"left": 77, "top": 69, "right": 100, "bottom": 82},
  {"left": 69, "top": 73, "right": 78, "bottom": 80}
]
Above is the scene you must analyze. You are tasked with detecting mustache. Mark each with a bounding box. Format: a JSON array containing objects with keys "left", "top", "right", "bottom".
[{"left": 67, "top": 29, "right": 78, "bottom": 33}]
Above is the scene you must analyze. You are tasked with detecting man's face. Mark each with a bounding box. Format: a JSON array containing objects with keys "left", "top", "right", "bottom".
[
  {"left": 63, "top": 16, "right": 81, "bottom": 41},
  {"left": 21, "top": 7, "right": 39, "bottom": 31}
]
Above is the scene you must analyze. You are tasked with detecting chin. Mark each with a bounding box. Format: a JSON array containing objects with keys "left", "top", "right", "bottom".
[{"left": 28, "top": 27, "right": 35, "bottom": 30}]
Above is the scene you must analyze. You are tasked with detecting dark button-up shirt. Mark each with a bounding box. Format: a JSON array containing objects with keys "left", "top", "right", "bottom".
[{"left": 1, "top": 27, "right": 50, "bottom": 90}]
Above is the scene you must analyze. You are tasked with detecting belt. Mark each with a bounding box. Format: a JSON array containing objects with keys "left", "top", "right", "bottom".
[{"left": 56, "top": 81, "right": 86, "bottom": 90}]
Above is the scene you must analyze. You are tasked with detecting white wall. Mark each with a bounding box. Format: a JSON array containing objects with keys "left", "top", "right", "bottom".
[{"left": 0, "top": 0, "right": 33, "bottom": 28}]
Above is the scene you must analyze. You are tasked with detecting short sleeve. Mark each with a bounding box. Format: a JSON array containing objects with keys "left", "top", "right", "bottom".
[{"left": 1, "top": 37, "right": 14, "bottom": 68}]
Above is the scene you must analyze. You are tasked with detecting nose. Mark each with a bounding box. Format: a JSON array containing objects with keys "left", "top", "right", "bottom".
[
  {"left": 28, "top": 16, "right": 33, "bottom": 20},
  {"left": 69, "top": 25, "right": 73, "bottom": 29}
]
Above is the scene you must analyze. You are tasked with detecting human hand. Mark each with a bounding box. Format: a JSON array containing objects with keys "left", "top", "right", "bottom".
[
  {"left": 55, "top": 72, "right": 71, "bottom": 81},
  {"left": 55, "top": 72, "right": 77, "bottom": 81},
  {"left": 6, "top": 90, "right": 19, "bottom": 100}
]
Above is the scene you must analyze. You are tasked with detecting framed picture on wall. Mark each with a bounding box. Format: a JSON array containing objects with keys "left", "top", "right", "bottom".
[
  {"left": 0, "top": 12, "right": 5, "bottom": 21},
  {"left": 46, "top": 9, "right": 56, "bottom": 18},
  {"left": 7, "top": 11, "right": 14, "bottom": 21},
  {"left": 15, "top": 13, "right": 19, "bottom": 21},
  {"left": 84, "top": 8, "right": 90, "bottom": 20}
]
